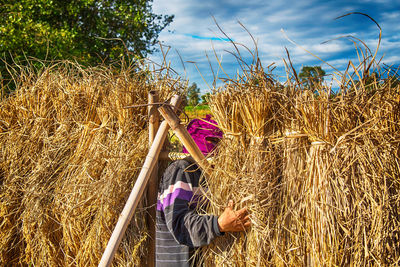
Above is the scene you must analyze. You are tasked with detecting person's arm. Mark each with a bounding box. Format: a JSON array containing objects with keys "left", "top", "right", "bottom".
[
  {"left": 160, "top": 161, "right": 222, "bottom": 248},
  {"left": 159, "top": 160, "right": 251, "bottom": 248}
]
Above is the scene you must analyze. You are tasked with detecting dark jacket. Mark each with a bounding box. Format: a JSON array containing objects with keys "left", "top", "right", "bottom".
[{"left": 155, "top": 159, "right": 223, "bottom": 267}]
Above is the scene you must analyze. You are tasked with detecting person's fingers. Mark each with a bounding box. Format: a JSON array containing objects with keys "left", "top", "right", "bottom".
[
  {"left": 227, "top": 199, "right": 234, "bottom": 209},
  {"left": 243, "top": 220, "right": 251, "bottom": 228},
  {"left": 237, "top": 207, "right": 248, "bottom": 217},
  {"left": 242, "top": 215, "right": 250, "bottom": 222}
]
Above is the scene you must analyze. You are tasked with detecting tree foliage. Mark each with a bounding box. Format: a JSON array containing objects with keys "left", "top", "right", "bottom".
[
  {"left": 201, "top": 92, "right": 210, "bottom": 104},
  {"left": 299, "top": 66, "right": 326, "bottom": 88},
  {"left": 0, "top": 0, "right": 173, "bottom": 66},
  {"left": 187, "top": 82, "right": 200, "bottom": 106}
]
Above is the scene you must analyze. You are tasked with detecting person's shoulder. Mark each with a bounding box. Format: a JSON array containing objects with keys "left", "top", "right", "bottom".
[
  {"left": 164, "top": 158, "right": 200, "bottom": 177},
  {"left": 161, "top": 158, "right": 202, "bottom": 187},
  {"left": 167, "top": 158, "right": 192, "bottom": 172}
]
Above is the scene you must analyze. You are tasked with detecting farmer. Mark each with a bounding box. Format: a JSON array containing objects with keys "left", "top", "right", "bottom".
[{"left": 156, "top": 115, "right": 251, "bottom": 267}]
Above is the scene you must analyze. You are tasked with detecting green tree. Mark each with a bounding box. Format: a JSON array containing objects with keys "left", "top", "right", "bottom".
[
  {"left": 384, "top": 74, "right": 400, "bottom": 88},
  {"left": 0, "top": 0, "right": 173, "bottom": 87},
  {"left": 187, "top": 82, "right": 200, "bottom": 106},
  {"left": 299, "top": 66, "right": 326, "bottom": 88},
  {"left": 348, "top": 72, "right": 384, "bottom": 92},
  {"left": 201, "top": 93, "right": 210, "bottom": 104}
]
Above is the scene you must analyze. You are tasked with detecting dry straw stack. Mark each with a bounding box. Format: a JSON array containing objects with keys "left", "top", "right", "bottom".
[
  {"left": 202, "top": 52, "right": 399, "bottom": 266},
  {"left": 0, "top": 40, "right": 399, "bottom": 267},
  {"left": 0, "top": 61, "right": 184, "bottom": 266}
]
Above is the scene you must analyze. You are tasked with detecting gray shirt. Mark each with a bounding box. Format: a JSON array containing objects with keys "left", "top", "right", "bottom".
[{"left": 155, "top": 159, "right": 223, "bottom": 267}]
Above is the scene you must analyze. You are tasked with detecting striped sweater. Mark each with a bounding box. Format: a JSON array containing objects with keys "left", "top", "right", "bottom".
[{"left": 156, "top": 159, "right": 223, "bottom": 267}]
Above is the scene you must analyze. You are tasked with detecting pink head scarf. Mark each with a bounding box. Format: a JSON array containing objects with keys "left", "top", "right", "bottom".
[{"left": 182, "top": 114, "right": 223, "bottom": 156}]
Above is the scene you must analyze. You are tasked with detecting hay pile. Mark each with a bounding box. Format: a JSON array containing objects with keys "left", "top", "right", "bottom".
[
  {"left": 201, "top": 57, "right": 400, "bottom": 266},
  {"left": 0, "top": 43, "right": 398, "bottom": 267},
  {"left": 0, "top": 61, "right": 184, "bottom": 266}
]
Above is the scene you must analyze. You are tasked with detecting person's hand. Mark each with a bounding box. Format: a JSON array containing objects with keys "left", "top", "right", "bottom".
[{"left": 217, "top": 200, "right": 251, "bottom": 233}]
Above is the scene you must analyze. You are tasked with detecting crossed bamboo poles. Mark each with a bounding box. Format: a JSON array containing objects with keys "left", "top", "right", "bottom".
[{"left": 99, "top": 94, "right": 212, "bottom": 267}]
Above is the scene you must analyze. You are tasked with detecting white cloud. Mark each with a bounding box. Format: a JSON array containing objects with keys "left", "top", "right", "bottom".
[
  {"left": 381, "top": 11, "right": 400, "bottom": 20},
  {"left": 150, "top": 0, "right": 400, "bottom": 92},
  {"left": 381, "top": 55, "right": 400, "bottom": 65},
  {"left": 359, "top": 0, "right": 391, "bottom": 3}
]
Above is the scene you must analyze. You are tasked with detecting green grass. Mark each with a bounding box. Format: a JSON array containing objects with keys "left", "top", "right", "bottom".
[{"left": 184, "top": 104, "right": 211, "bottom": 120}]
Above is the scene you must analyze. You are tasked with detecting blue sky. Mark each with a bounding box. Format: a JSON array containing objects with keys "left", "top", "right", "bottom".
[{"left": 150, "top": 0, "right": 400, "bottom": 94}]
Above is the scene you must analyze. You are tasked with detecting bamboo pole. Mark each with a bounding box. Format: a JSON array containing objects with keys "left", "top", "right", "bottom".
[
  {"left": 146, "top": 90, "right": 159, "bottom": 267},
  {"left": 158, "top": 104, "right": 212, "bottom": 178},
  {"left": 148, "top": 91, "right": 160, "bottom": 143},
  {"left": 159, "top": 151, "right": 187, "bottom": 161},
  {"left": 99, "top": 95, "right": 182, "bottom": 267},
  {"left": 159, "top": 151, "right": 215, "bottom": 163}
]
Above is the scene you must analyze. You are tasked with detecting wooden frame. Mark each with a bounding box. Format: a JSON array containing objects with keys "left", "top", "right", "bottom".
[{"left": 99, "top": 95, "right": 182, "bottom": 267}]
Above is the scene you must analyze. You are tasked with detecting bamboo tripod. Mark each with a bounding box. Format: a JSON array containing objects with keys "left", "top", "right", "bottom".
[{"left": 99, "top": 94, "right": 212, "bottom": 267}]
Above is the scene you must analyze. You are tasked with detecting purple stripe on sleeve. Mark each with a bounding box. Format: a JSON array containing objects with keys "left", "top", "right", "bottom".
[
  {"left": 157, "top": 200, "right": 163, "bottom": 211},
  {"left": 160, "top": 188, "right": 194, "bottom": 210},
  {"left": 156, "top": 195, "right": 201, "bottom": 211}
]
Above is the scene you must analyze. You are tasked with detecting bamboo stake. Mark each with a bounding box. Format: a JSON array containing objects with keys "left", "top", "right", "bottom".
[
  {"left": 159, "top": 151, "right": 215, "bottom": 163},
  {"left": 99, "top": 95, "right": 182, "bottom": 267},
  {"left": 146, "top": 90, "right": 159, "bottom": 267},
  {"left": 158, "top": 104, "right": 212, "bottom": 178},
  {"left": 148, "top": 91, "right": 160, "bottom": 143},
  {"left": 159, "top": 151, "right": 187, "bottom": 161}
]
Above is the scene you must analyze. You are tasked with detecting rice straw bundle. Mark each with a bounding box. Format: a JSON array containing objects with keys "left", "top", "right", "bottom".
[
  {"left": 327, "top": 75, "right": 400, "bottom": 265},
  {"left": 209, "top": 65, "right": 280, "bottom": 146},
  {"left": 0, "top": 34, "right": 399, "bottom": 267},
  {"left": 201, "top": 64, "right": 285, "bottom": 266},
  {"left": 200, "top": 45, "right": 400, "bottom": 265},
  {"left": 199, "top": 137, "right": 282, "bottom": 267},
  {"left": 272, "top": 131, "right": 309, "bottom": 265},
  {"left": 208, "top": 88, "right": 244, "bottom": 139},
  {"left": 0, "top": 61, "right": 184, "bottom": 265}
]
